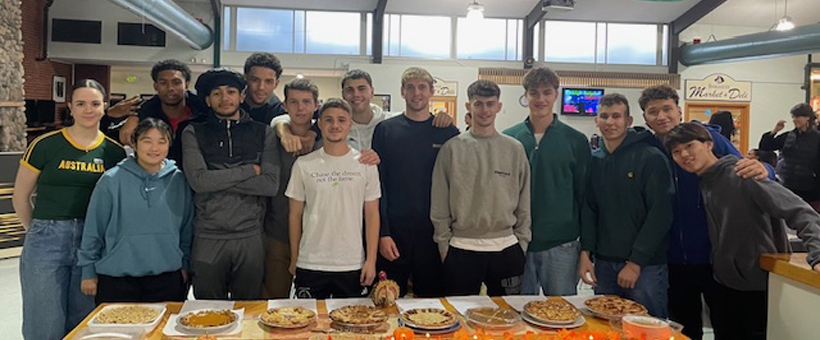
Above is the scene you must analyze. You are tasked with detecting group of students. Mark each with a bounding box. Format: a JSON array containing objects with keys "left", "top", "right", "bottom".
[{"left": 11, "top": 52, "right": 820, "bottom": 340}]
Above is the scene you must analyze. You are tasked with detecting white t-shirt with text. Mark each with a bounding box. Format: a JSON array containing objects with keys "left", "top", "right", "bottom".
[{"left": 285, "top": 148, "right": 381, "bottom": 272}]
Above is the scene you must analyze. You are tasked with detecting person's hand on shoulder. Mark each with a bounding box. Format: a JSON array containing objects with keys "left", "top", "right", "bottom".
[
  {"left": 432, "top": 108, "right": 454, "bottom": 128},
  {"left": 735, "top": 158, "right": 768, "bottom": 180}
]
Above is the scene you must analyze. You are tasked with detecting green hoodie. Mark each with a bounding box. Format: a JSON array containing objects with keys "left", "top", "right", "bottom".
[
  {"left": 581, "top": 127, "right": 674, "bottom": 266},
  {"left": 503, "top": 115, "right": 591, "bottom": 252}
]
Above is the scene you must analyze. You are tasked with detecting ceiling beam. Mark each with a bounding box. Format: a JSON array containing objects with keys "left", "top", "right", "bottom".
[
  {"left": 668, "top": 0, "right": 727, "bottom": 73},
  {"left": 671, "top": 0, "right": 727, "bottom": 35},
  {"left": 372, "top": 0, "right": 388, "bottom": 64},
  {"left": 523, "top": 1, "right": 547, "bottom": 68},
  {"left": 210, "top": 0, "right": 223, "bottom": 18},
  {"left": 525, "top": 1, "right": 546, "bottom": 29}
]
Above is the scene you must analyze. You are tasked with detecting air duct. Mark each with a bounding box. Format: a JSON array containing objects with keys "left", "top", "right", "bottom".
[
  {"left": 108, "top": 0, "right": 213, "bottom": 50},
  {"left": 680, "top": 23, "right": 820, "bottom": 66}
]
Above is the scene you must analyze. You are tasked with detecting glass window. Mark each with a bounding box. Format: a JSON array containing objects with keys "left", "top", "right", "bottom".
[
  {"left": 533, "top": 21, "right": 540, "bottom": 61},
  {"left": 236, "top": 8, "right": 294, "bottom": 52},
  {"left": 388, "top": 14, "right": 400, "bottom": 56},
  {"left": 399, "top": 15, "right": 451, "bottom": 58},
  {"left": 606, "top": 23, "right": 657, "bottom": 65},
  {"left": 366, "top": 13, "right": 373, "bottom": 55},
  {"left": 596, "top": 23, "right": 606, "bottom": 63},
  {"left": 222, "top": 6, "right": 231, "bottom": 51},
  {"left": 457, "top": 17, "right": 507, "bottom": 60},
  {"left": 505, "top": 19, "right": 520, "bottom": 61},
  {"left": 662, "top": 24, "right": 669, "bottom": 66},
  {"left": 543, "top": 21, "right": 596, "bottom": 63},
  {"left": 294, "top": 11, "right": 305, "bottom": 53},
  {"left": 306, "top": 11, "right": 360, "bottom": 55}
]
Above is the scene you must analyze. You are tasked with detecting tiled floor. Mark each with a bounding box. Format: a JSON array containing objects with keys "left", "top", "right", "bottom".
[{"left": 0, "top": 257, "right": 23, "bottom": 340}]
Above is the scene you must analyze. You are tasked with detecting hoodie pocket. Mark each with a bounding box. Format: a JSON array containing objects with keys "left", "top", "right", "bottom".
[{"left": 95, "top": 234, "right": 184, "bottom": 276}]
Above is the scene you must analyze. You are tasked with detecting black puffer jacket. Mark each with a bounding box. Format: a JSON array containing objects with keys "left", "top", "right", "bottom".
[{"left": 759, "top": 127, "right": 820, "bottom": 201}]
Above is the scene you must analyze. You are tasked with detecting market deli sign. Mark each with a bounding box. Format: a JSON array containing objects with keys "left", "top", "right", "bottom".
[{"left": 685, "top": 74, "right": 751, "bottom": 102}]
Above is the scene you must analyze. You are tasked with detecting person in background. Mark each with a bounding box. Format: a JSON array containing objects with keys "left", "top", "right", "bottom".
[
  {"left": 578, "top": 93, "right": 674, "bottom": 318},
  {"left": 372, "top": 67, "right": 460, "bottom": 297},
  {"left": 708, "top": 111, "right": 735, "bottom": 141},
  {"left": 78, "top": 118, "right": 193, "bottom": 304},
  {"left": 108, "top": 60, "right": 208, "bottom": 164},
  {"left": 241, "top": 52, "right": 287, "bottom": 124},
  {"left": 638, "top": 84, "right": 772, "bottom": 340},
  {"left": 262, "top": 79, "right": 323, "bottom": 299},
  {"left": 746, "top": 148, "right": 778, "bottom": 169},
  {"left": 431, "top": 80, "right": 531, "bottom": 296},
  {"left": 503, "top": 67, "right": 590, "bottom": 296},
  {"left": 286, "top": 99, "right": 381, "bottom": 299},
  {"left": 464, "top": 111, "right": 472, "bottom": 131},
  {"left": 13, "top": 79, "right": 126, "bottom": 340},
  {"left": 182, "top": 68, "right": 280, "bottom": 300},
  {"left": 759, "top": 103, "right": 820, "bottom": 206},
  {"left": 665, "top": 122, "right": 820, "bottom": 340}
]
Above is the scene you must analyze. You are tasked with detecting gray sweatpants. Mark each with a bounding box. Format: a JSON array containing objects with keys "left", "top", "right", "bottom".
[{"left": 191, "top": 235, "right": 265, "bottom": 300}]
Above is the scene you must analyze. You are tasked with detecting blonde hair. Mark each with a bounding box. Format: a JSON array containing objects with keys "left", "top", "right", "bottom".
[{"left": 401, "top": 67, "right": 435, "bottom": 88}]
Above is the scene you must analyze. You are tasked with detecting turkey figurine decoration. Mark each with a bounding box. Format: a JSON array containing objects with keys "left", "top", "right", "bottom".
[{"left": 372, "top": 271, "right": 400, "bottom": 307}]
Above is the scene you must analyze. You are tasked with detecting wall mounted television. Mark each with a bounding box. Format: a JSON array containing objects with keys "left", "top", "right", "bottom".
[{"left": 561, "top": 88, "right": 604, "bottom": 116}]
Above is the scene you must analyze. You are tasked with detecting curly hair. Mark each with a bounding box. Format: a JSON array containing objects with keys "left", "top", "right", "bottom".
[
  {"left": 243, "top": 52, "right": 283, "bottom": 79},
  {"left": 150, "top": 59, "right": 191, "bottom": 83}
]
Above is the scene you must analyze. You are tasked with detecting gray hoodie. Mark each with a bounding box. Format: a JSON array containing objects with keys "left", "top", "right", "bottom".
[{"left": 699, "top": 155, "right": 820, "bottom": 291}]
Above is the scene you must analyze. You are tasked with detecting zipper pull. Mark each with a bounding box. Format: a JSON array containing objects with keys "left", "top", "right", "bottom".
[{"left": 220, "top": 141, "right": 223, "bottom": 148}]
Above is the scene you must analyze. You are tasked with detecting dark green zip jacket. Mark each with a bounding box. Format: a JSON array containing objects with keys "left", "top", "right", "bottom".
[
  {"left": 581, "top": 127, "right": 674, "bottom": 266},
  {"left": 503, "top": 115, "right": 591, "bottom": 252}
]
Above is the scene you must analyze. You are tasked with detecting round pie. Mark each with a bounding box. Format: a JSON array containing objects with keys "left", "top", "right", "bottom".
[
  {"left": 524, "top": 298, "right": 581, "bottom": 324},
  {"left": 329, "top": 305, "right": 388, "bottom": 326},
  {"left": 260, "top": 306, "right": 316, "bottom": 328},
  {"left": 584, "top": 296, "right": 648, "bottom": 320},
  {"left": 401, "top": 308, "right": 457, "bottom": 329},
  {"left": 178, "top": 310, "right": 237, "bottom": 328}
]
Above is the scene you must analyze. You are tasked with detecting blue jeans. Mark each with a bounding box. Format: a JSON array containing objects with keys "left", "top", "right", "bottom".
[
  {"left": 521, "top": 240, "right": 580, "bottom": 296},
  {"left": 20, "top": 219, "right": 95, "bottom": 340},
  {"left": 594, "top": 259, "right": 669, "bottom": 318}
]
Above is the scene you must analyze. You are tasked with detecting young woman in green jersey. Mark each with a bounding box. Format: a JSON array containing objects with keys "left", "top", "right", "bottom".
[{"left": 13, "top": 79, "right": 126, "bottom": 340}]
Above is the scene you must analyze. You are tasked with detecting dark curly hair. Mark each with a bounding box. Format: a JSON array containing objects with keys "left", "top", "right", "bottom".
[
  {"left": 150, "top": 59, "right": 191, "bottom": 83},
  {"left": 467, "top": 80, "right": 501, "bottom": 100},
  {"left": 638, "top": 85, "right": 679, "bottom": 111},
  {"left": 244, "top": 52, "right": 283, "bottom": 79}
]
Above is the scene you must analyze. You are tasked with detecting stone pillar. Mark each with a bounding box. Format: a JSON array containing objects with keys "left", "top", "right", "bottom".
[{"left": 0, "top": 0, "right": 26, "bottom": 152}]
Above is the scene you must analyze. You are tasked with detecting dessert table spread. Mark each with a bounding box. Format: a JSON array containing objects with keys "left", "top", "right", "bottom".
[{"left": 63, "top": 296, "right": 691, "bottom": 340}]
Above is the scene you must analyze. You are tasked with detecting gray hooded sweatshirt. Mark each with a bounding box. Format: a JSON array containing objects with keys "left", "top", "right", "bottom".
[{"left": 699, "top": 155, "right": 820, "bottom": 291}]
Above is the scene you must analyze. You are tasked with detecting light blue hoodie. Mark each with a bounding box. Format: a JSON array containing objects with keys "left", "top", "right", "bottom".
[{"left": 78, "top": 157, "right": 194, "bottom": 280}]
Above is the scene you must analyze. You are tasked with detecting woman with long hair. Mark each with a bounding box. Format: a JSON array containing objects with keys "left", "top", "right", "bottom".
[
  {"left": 78, "top": 118, "right": 193, "bottom": 304},
  {"left": 13, "top": 79, "right": 126, "bottom": 340}
]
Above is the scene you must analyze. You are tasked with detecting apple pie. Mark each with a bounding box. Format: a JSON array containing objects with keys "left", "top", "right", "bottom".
[
  {"left": 260, "top": 306, "right": 316, "bottom": 328},
  {"left": 401, "top": 308, "right": 457, "bottom": 329},
  {"left": 329, "top": 305, "right": 388, "bottom": 326},
  {"left": 523, "top": 297, "right": 581, "bottom": 324},
  {"left": 584, "top": 296, "right": 648, "bottom": 320}
]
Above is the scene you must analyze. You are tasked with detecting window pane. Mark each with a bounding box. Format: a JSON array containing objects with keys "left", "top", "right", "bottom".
[
  {"left": 457, "top": 17, "right": 506, "bottom": 60},
  {"left": 662, "top": 24, "right": 669, "bottom": 66},
  {"left": 606, "top": 23, "right": 657, "bottom": 65},
  {"left": 389, "top": 14, "right": 400, "bottom": 56},
  {"left": 400, "top": 15, "right": 451, "bottom": 58},
  {"left": 596, "top": 23, "right": 606, "bottom": 63},
  {"left": 236, "top": 8, "right": 293, "bottom": 52},
  {"left": 294, "top": 11, "right": 305, "bottom": 53},
  {"left": 222, "top": 7, "right": 231, "bottom": 51},
  {"left": 306, "top": 11, "right": 360, "bottom": 55},
  {"left": 544, "top": 21, "right": 595, "bottom": 63},
  {"left": 367, "top": 13, "right": 373, "bottom": 55},
  {"left": 516, "top": 20, "right": 523, "bottom": 61},
  {"left": 533, "top": 21, "right": 540, "bottom": 61},
  {"left": 505, "top": 20, "right": 517, "bottom": 61}
]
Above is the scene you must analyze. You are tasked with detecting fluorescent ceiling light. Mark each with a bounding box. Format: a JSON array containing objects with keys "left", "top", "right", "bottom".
[{"left": 467, "top": 1, "right": 484, "bottom": 21}]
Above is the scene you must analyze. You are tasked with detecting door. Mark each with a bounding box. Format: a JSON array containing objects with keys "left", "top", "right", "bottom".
[
  {"left": 684, "top": 102, "right": 750, "bottom": 155},
  {"left": 430, "top": 96, "right": 457, "bottom": 123}
]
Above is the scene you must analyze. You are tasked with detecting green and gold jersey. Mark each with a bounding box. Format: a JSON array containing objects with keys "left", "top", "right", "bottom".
[{"left": 21, "top": 128, "right": 126, "bottom": 219}]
